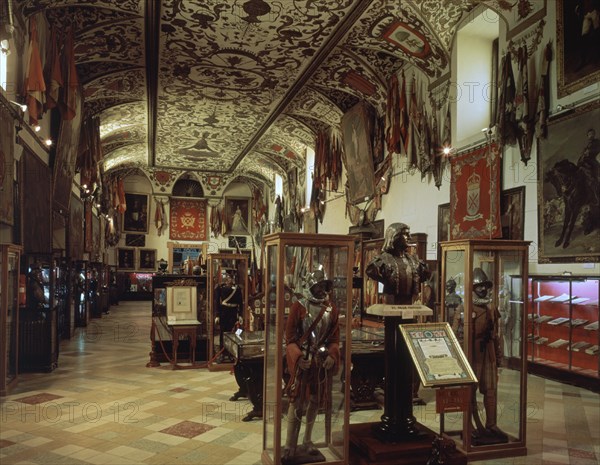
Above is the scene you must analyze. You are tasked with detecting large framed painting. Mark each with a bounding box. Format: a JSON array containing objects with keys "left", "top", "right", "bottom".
[
  {"left": 169, "top": 198, "right": 208, "bottom": 241},
  {"left": 226, "top": 197, "right": 250, "bottom": 234},
  {"left": 538, "top": 101, "right": 599, "bottom": 263},
  {"left": 117, "top": 247, "right": 135, "bottom": 270},
  {"left": 138, "top": 249, "right": 157, "bottom": 271},
  {"left": 557, "top": 0, "right": 600, "bottom": 98},
  {"left": 449, "top": 143, "right": 502, "bottom": 240},
  {"left": 341, "top": 102, "right": 376, "bottom": 205},
  {"left": 500, "top": 186, "right": 525, "bottom": 240},
  {"left": 123, "top": 193, "right": 149, "bottom": 233}
]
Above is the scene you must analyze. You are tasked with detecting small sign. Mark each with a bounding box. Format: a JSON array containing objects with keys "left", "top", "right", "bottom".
[
  {"left": 436, "top": 386, "right": 471, "bottom": 414},
  {"left": 235, "top": 328, "right": 243, "bottom": 338}
]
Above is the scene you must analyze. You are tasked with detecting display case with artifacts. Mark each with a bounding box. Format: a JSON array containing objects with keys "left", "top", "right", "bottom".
[
  {"left": 439, "top": 239, "right": 530, "bottom": 460},
  {"left": 0, "top": 245, "right": 21, "bottom": 395},
  {"left": 527, "top": 275, "right": 599, "bottom": 390},
  {"left": 148, "top": 274, "right": 208, "bottom": 367},
  {"left": 261, "top": 232, "right": 353, "bottom": 465},
  {"left": 207, "top": 253, "right": 248, "bottom": 368},
  {"left": 19, "top": 255, "right": 59, "bottom": 373}
]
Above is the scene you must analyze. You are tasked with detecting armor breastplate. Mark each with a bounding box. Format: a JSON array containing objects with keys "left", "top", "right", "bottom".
[{"left": 301, "top": 300, "right": 333, "bottom": 354}]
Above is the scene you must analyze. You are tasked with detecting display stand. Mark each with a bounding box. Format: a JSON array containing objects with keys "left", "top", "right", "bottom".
[
  {"left": 348, "top": 304, "right": 468, "bottom": 465},
  {"left": 168, "top": 321, "right": 201, "bottom": 369}
]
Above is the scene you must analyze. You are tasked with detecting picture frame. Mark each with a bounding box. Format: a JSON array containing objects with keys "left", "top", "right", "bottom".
[
  {"left": 228, "top": 235, "right": 247, "bottom": 249},
  {"left": 537, "top": 101, "right": 599, "bottom": 263},
  {"left": 557, "top": 0, "right": 600, "bottom": 98},
  {"left": 226, "top": 197, "right": 250, "bottom": 234},
  {"left": 139, "top": 249, "right": 157, "bottom": 271},
  {"left": 399, "top": 322, "right": 478, "bottom": 387},
  {"left": 437, "top": 202, "right": 451, "bottom": 245},
  {"left": 166, "top": 286, "right": 198, "bottom": 322},
  {"left": 125, "top": 234, "right": 146, "bottom": 247},
  {"left": 123, "top": 193, "right": 149, "bottom": 233},
  {"left": 341, "top": 102, "right": 376, "bottom": 205},
  {"left": 117, "top": 247, "right": 136, "bottom": 270},
  {"left": 500, "top": 186, "right": 525, "bottom": 240}
]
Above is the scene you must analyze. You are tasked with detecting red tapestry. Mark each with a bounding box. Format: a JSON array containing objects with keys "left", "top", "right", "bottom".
[
  {"left": 450, "top": 143, "right": 501, "bottom": 240},
  {"left": 169, "top": 198, "right": 207, "bottom": 241}
]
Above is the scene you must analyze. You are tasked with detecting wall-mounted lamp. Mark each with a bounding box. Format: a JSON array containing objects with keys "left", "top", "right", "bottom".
[
  {"left": 44, "top": 139, "right": 53, "bottom": 146},
  {"left": 34, "top": 125, "right": 41, "bottom": 132}
]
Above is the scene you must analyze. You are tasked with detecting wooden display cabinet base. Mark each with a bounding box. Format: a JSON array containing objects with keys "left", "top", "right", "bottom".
[{"left": 349, "top": 422, "right": 466, "bottom": 465}]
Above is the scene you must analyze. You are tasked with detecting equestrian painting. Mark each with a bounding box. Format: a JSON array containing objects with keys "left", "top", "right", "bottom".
[{"left": 538, "top": 102, "right": 599, "bottom": 262}]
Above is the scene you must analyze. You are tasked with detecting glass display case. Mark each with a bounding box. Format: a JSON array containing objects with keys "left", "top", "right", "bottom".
[
  {"left": 148, "top": 275, "right": 208, "bottom": 366},
  {"left": 73, "top": 261, "right": 88, "bottom": 328},
  {"left": 53, "top": 254, "right": 71, "bottom": 340},
  {"left": 527, "top": 275, "right": 599, "bottom": 389},
  {"left": 0, "top": 245, "right": 21, "bottom": 396},
  {"left": 207, "top": 253, "right": 249, "bottom": 368},
  {"left": 439, "top": 239, "right": 529, "bottom": 460},
  {"left": 19, "top": 255, "right": 59, "bottom": 372},
  {"left": 262, "top": 232, "right": 353, "bottom": 465}
]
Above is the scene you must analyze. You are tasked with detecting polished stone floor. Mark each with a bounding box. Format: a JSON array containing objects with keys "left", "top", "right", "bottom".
[{"left": 1, "top": 302, "right": 598, "bottom": 465}]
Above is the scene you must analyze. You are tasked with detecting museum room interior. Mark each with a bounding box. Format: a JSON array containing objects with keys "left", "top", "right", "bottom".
[{"left": 0, "top": 1, "right": 598, "bottom": 465}]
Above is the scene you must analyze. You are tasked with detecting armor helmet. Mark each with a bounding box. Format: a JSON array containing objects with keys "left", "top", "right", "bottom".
[
  {"left": 472, "top": 268, "right": 492, "bottom": 289},
  {"left": 446, "top": 278, "right": 457, "bottom": 292},
  {"left": 303, "top": 268, "right": 333, "bottom": 301}
]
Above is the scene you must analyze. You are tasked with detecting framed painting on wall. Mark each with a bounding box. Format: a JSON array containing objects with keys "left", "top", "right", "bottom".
[
  {"left": 537, "top": 101, "right": 599, "bottom": 263},
  {"left": 557, "top": 0, "right": 600, "bottom": 98},
  {"left": 125, "top": 234, "right": 145, "bottom": 247},
  {"left": 226, "top": 197, "right": 250, "bottom": 234},
  {"left": 139, "top": 249, "right": 157, "bottom": 271},
  {"left": 123, "top": 193, "right": 149, "bottom": 233},
  {"left": 117, "top": 248, "right": 135, "bottom": 270},
  {"left": 500, "top": 186, "right": 525, "bottom": 240}
]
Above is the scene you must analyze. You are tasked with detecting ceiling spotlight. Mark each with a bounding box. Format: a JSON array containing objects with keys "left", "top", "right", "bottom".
[
  {"left": 10, "top": 100, "right": 27, "bottom": 112},
  {"left": 443, "top": 146, "right": 452, "bottom": 155},
  {"left": 44, "top": 139, "right": 52, "bottom": 146},
  {"left": 34, "top": 125, "right": 41, "bottom": 132}
]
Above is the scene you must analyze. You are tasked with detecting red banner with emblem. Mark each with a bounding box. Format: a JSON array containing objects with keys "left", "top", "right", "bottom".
[
  {"left": 449, "top": 143, "right": 501, "bottom": 240},
  {"left": 169, "top": 198, "right": 207, "bottom": 241}
]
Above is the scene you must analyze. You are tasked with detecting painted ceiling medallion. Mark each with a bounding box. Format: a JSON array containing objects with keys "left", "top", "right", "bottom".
[{"left": 382, "top": 21, "right": 431, "bottom": 58}]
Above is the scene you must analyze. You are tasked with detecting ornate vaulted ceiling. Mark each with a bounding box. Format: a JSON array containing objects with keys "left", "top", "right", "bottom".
[{"left": 19, "top": 0, "right": 490, "bottom": 187}]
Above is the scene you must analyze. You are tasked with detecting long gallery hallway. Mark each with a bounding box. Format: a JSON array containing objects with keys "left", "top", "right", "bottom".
[{"left": 1, "top": 302, "right": 598, "bottom": 465}]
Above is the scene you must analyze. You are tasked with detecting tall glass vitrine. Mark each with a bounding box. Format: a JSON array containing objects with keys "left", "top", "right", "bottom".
[
  {"left": 439, "top": 239, "right": 529, "bottom": 461},
  {"left": 0, "top": 245, "right": 21, "bottom": 395},
  {"left": 207, "top": 253, "right": 249, "bottom": 368},
  {"left": 262, "top": 233, "right": 354, "bottom": 465}
]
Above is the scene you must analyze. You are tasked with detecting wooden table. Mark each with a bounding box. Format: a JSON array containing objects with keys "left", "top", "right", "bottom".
[{"left": 168, "top": 320, "right": 201, "bottom": 369}]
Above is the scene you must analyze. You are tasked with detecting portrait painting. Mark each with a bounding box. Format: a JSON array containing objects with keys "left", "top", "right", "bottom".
[
  {"left": 537, "top": 101, "right": 599, "bottom": 262},
  {"left": 139, "top": 249, "right": 157, "bottom": 271},
  {"left": 226, "top": 197, "right": 250, "bottom": 234},
  {"left": 500, "top": 187, "right": 525, "bottom": 240},
  {"left": 557, "top": 0, "right": 600, "bottom": 97},
  {"left": 117, "top": 248, "right": 136, "bottom": 270},
  {"left": 437, "top": 203, "right": 451, "bottom": 245},
  {"left": 123, "top": 193, "right": 149, "bottom": 233},
  {"left": 341, "top": 102, "right": 376, "bottom": 205}
]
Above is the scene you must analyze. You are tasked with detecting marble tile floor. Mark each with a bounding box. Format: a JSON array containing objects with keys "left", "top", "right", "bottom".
[{"left": 1, "top": 302, "right": 598, "bottom": 465}]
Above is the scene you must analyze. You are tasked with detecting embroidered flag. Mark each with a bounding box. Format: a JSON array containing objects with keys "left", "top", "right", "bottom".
[
  {"left": 535, "top": 42, "right": 552, "bottom": 140},
  {"left": 496, "top": 51, "right": 517, "bottom": 147},
  {"left": 60, "top": 28, "right": 79, "bottom": 120},
  {"left": 23, "top": 17, "right": 46, "bottom": 125},
  {"left": 44, "top": 26, "right": 62, "bottom": 111},
  {"left": 515, "top": 45, "right": 533, "bottom": 164}
]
